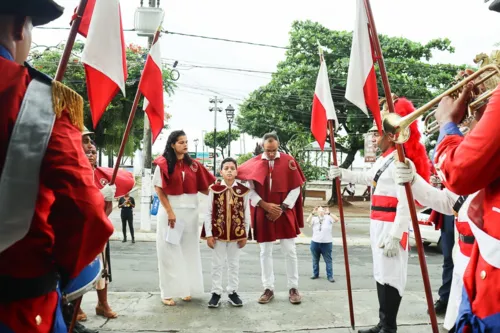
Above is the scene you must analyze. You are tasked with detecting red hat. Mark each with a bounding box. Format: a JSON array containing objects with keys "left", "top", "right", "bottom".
[{"left": 393, "top": 98, "right": 432, "bottom": 183}]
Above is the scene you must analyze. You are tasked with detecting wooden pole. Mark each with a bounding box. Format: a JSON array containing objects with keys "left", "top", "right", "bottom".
[
  {"left": 110, "top": 28, "right": 162, "bottom": 185},
  {"left": 67, "top": 296, "right": 82, "bottom": 333},
  {"left": 362, "top": 1, "right": 439, "bottom": 332},
  {"left": 328, "top": 120, "right": 355, "bottom": 330},
  {"left": 55, "top": 0, "right": 89, "bottom": 81}
]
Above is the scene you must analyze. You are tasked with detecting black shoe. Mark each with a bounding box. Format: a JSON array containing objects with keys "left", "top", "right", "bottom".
[
  {"left": 328, "top": 277, "right": 335, "bottom": 283},
  {"left": 208, "top": 293, "right": 221, "bottom": 308},
  {"left": 358, "top": 323, "right": 382, "bottom": 333},
  {"left": 310, "top": 275, "right": 319, "bottom": 279},
  {"left": 379, "top": 329, "right": 396, "bottom": 333},
  {"left": 122, "top": 239, "right": 127, "bottom": 243},
  {"left": 432, "top": 299, "right": 448, "bottom": 316},
  {"left": 132, "top": 239, "right": 135, "bottom": 243},
  {"left": 73, "top": 322, "right": 99, "bottom": 333},
  {"left": 228, "top": 291, "right": 243, "bottom": 307}
]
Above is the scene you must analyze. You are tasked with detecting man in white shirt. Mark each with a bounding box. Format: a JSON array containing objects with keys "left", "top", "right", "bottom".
[{"left": 237, "top": 132, "right": 306, "bottom": 305}]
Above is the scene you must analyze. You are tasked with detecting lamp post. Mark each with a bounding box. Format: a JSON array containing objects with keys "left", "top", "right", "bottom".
[
  {"left": 134, "top": 0, "right": 164, "bottom": 232},
  {"left": 209, "top": 96, "right": 223, "bottom": 175},
  {"left": 194, "top": 138, "right": 199, "bottom": 160},
  {"left": 225, "top": 104, "right": 235, "bottom": 157}
]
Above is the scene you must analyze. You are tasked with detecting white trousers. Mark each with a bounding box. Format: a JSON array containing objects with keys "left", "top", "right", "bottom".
[
  {"left": 259, "top": 238, "right": 299, "bottom": 290},
  {"left": 211, "top": 241, "right": 241, "bottom": 295}
]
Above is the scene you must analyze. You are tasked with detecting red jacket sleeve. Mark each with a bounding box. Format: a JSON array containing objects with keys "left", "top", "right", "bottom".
[
  {"left": 42, "top": 113, "right": 114, "bottom": 279},
  {"left": 434, "top": 86, "right": 500, "bottom": 195}
]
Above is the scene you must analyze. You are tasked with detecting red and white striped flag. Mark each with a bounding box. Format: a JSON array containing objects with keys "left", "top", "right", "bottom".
[
  {"left": 311, "top": 55, "right": 338, "bottom": 151},
  {"left": 139, "top": 36, "right": 164, "bottom": 143},
  {"left": 77, "top": 0, "right": 128, "bottom": 127},
  {"left": 345, "top": 0, "right": 382, "bottom": 135}
]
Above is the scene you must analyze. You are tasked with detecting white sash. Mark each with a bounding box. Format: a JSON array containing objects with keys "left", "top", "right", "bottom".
[{"left": 0, "top": 78, "right": 55, "bottom": 253}]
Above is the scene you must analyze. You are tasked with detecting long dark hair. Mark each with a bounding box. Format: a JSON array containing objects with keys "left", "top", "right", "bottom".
[{"left": 162, "top": 130, "right": 193, "bottom": 174}]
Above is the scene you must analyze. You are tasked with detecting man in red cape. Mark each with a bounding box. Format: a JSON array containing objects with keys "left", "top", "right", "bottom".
[
  {"left": 0, "top": 1, "right": 114, "bottom": 332},
  {"left": 237, "top": 132, "right": 306, "bottom": 305}
]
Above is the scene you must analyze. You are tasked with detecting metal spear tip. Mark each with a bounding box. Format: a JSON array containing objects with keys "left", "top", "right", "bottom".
[{"left": 382, "top": 113, "right": 410, "bottom": 144}]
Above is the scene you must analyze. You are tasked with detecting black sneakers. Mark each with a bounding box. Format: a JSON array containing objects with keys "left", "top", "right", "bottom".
[
  {"left": 208, "top": 293, "right": 221, "bottom": 308},
  {"left": 228, "top": 292, "right": 243, "bottom": 307}
]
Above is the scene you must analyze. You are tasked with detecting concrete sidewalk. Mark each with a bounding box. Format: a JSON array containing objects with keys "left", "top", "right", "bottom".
[{"left": 80, "top": 290, "right": 445, "bottom": 332}]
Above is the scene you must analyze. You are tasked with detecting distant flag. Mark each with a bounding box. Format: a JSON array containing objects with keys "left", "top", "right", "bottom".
[
  {"left": 345, "top": 0, "right": 382, "bottom": 135},
  {"left": 311, "top": 46, "right": 338, "bottom": 151},
  {"left": 75, "top": 0, "right": 128, "bottom": 127}
]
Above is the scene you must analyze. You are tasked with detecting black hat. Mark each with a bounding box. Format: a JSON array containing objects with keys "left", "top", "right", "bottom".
[
  {"left": 489, "top": 0, "right": 500, "bottom": 12},
  {"left": 0, "top": 0, "right": 64, "bottom": 26}
]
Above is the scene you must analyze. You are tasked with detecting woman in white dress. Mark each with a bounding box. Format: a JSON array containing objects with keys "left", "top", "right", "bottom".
[{"left": 153, "top": 130, "right": 216, "bottom": 306}]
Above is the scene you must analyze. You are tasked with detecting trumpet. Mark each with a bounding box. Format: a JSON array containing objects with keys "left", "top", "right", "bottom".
[{"left": 383, "top": 64, "right": 500, "bottom": 143}]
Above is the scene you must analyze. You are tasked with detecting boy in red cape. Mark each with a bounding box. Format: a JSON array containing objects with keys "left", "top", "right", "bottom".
[{"left": 237, "top": 132, "right": 306, "bottom": 305}]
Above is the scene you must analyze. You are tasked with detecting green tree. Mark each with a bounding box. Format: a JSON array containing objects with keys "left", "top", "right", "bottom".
[
  {"left": 236, "top": 20, "right": 468, "bottom": 167},
  {"left": 236, "top": 152, "right": 253, "bottom": 165},
  {"left": 204, "top": 129, "right": 241, "bottom": 159},
  {"left": 29, "top": 41, "right": 175, "bottom": 165}
]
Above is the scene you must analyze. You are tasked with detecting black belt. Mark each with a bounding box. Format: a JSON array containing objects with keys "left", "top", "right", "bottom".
[
  {"left": 459, "top": 234, "right": 475, "bottom": 245},
  {"left": 371, "top": 206, "right": 397, "bottom": 212},
  {"left": 0, "top": 271, "right": 59, "bottom": 303}
]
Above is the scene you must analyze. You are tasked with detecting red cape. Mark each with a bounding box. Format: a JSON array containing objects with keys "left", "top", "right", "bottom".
[{"left": 94, "top": 167, "right": 135, "bottom": 198}]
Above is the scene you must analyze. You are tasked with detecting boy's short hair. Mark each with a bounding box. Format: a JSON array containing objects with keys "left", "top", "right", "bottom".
[{"left": 220, "top": 157, "right": 238, "bottom": 170}]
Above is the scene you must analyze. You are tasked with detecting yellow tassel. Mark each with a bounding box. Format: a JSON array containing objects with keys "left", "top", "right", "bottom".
[{"left": 51, "top": 81, "right": 84, "bottom": 131}]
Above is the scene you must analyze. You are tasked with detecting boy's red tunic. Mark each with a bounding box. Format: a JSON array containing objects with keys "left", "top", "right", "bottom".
[
  {"left": 0, "top": 58, "right": 114, "bottom": 333},
  {"left": 237, "top": 153, "right": 305, "bottom": 243},
  {"left": 201, "top": 182, "right": 250, "bottom": 241}
]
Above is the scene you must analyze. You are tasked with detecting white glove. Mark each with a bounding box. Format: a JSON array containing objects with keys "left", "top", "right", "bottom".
[
  {"left": 378, "top": 234, "right": 400, "bottom": 258},
  {"left": 394, "top": 158, "right": 416, "bottom": 185},
  {"left": 328, "top": 165, "right": 342, "bottom": 180},
  {"left": 100, "top": 184, "right": 116, "bottom": 202}
]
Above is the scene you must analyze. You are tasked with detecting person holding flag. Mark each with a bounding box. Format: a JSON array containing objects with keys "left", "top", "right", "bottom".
[
  {"left": 330, "top": 98, "right": 432, "bottom": 333},
  {"left": 0, "top": 1, "right": 114, "bottom": 332}
]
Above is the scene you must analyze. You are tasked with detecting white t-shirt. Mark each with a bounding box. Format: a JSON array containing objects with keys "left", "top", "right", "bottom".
[{"left": 311, "top": 215, "right": 334, "bottom": 243}]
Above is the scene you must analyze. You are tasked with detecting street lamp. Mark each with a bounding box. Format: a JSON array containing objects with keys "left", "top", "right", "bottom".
[
  {"left": 225, "top": 104, "right": 235, "bottom": 157},
  {"left": 209, "top": 96, "right": 223, "bottom": 175},
  {"left": 193, "top": 138, "right": 199, "bottom": 160}
]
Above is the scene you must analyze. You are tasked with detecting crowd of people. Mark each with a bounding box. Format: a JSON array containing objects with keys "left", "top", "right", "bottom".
[{"left": 1, "top": 1, "right": 500, "bottom": 333}]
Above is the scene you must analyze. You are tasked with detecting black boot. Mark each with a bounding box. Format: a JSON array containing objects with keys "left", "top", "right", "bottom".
[
  {"left": 62, "top": 301, "right": 99, "bottom": 333},
  {"left": 380, "top": 284, "right": 402, "bottom": 333},
  {"left": 358, "top": 283, "right": 385, "bottom": 333}
]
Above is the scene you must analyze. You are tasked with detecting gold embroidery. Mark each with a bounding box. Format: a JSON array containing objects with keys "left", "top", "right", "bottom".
[{"left": 51, "top": 81, "right": 83, "bottom": 130}]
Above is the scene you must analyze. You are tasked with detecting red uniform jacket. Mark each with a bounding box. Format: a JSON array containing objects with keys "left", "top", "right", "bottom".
[
  {"left": 0, "top": 58, "right": 114, "bottom": 332},
  {"left": 237, "top": 153, "right": 305, "bottom": 243},
  {"left": 153, "top": 156, "right": 216, "bottom": 195},
  {"left": 434, "top": 85, "right": 500, "bottom": 322},
  {"left": 200, "top": 182, "right": 250, "bottom": 241}
]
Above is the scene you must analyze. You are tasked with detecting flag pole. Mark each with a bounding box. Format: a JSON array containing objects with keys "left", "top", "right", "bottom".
[
  {"left": 55, "top": 0, "right": 89, "bottom": 81},
  {"left": 328, "top": 120, "right": 355, "bottom": 329},
  {"left": 110, "top": 27, "right": 162, "bottom": 185},
  {"left": 362, "top": 1, "right": 439, "bottom": 332},
  {"left": 318, "top": 45, "right": 355, "bottom": 330}
]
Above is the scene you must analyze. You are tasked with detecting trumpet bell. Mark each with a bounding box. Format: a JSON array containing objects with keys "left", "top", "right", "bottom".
[{"left": 382, "top": 113, "right": 410, "bottom": 144}]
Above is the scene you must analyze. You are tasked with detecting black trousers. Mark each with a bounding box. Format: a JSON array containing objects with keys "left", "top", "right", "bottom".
[
  {"left": 121, "top": 214, "right": 134, "bottom": 240},
  {"left": 376, "top": 282, "right": 402, "bottom": 332}
]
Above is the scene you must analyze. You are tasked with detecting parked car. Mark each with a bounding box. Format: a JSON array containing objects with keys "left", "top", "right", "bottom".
[{"left": 409, "top": 207, "right": 442, "bottom": 253}]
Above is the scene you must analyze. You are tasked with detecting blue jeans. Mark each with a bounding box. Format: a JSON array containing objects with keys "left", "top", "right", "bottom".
[
  {"left": 310, "top": 241, "right": 333, "bottom": 279},
  {"left": 438, "top": 214, "right": 455, "bottom": 303}
]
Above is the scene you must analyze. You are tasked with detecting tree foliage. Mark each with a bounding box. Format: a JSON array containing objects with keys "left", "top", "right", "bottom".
[
  {"left": 236, "top": 20, "right": 468, "bottom": 167},
  {"left": 29, "top": 41, "right": 175, "bottom": 159},
  {"left": 203, "top": 129, "right": 241, "bottom": 158}
]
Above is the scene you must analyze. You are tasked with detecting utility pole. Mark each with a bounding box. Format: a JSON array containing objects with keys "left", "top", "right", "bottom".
[
  {"left": 139, "top": 0, "right": 159, "bottom": 232},
  {"left": 209, "top": 96, "right": 223, "bottom": 175}
]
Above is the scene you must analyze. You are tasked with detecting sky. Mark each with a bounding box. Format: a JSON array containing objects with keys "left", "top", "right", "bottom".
[{"left": 33, "top": 0, "right": 500, "bottom": 158}]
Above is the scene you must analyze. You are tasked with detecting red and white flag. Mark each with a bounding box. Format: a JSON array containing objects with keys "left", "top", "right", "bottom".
[
  {"left": 78, "top": 0, "right": 128, "bottom": 127},
  {"left": 345, "top": 0, "right": 382, "bottom": 135},
  {"left": 311, "top": 55, "right": 338, "bottom": 151},
  {"left": 139, "top": 36, "right": 164, "bottom": 143}
]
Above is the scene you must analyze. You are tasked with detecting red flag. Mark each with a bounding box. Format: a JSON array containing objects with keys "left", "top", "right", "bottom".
[
  {"left": 345, "top": 0, "right": 382, "bottom": 135},
  {"left": 311, "top": 56, "right": 338, "bottom": 151},
  {"left": 139, "top": 37, "right": 164, "bottom": 143},
  {"left": 94, "top": 167, "right": 135, "bottom": 198},
  {"left": 76, "top": 0, "right": 128, "bottom": 128}
]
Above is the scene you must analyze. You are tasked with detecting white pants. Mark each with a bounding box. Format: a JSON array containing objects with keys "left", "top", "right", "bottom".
[
  {"left": 259, "top": 238, "right": 299, "bottom": 290},
  {"left": 211, "top": 241, "right": 241, "bottom": 295}
]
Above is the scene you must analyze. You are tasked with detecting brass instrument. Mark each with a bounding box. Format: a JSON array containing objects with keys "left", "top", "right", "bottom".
[{"left": 383, "top": 64, "right": 500, "bottom": 143}]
